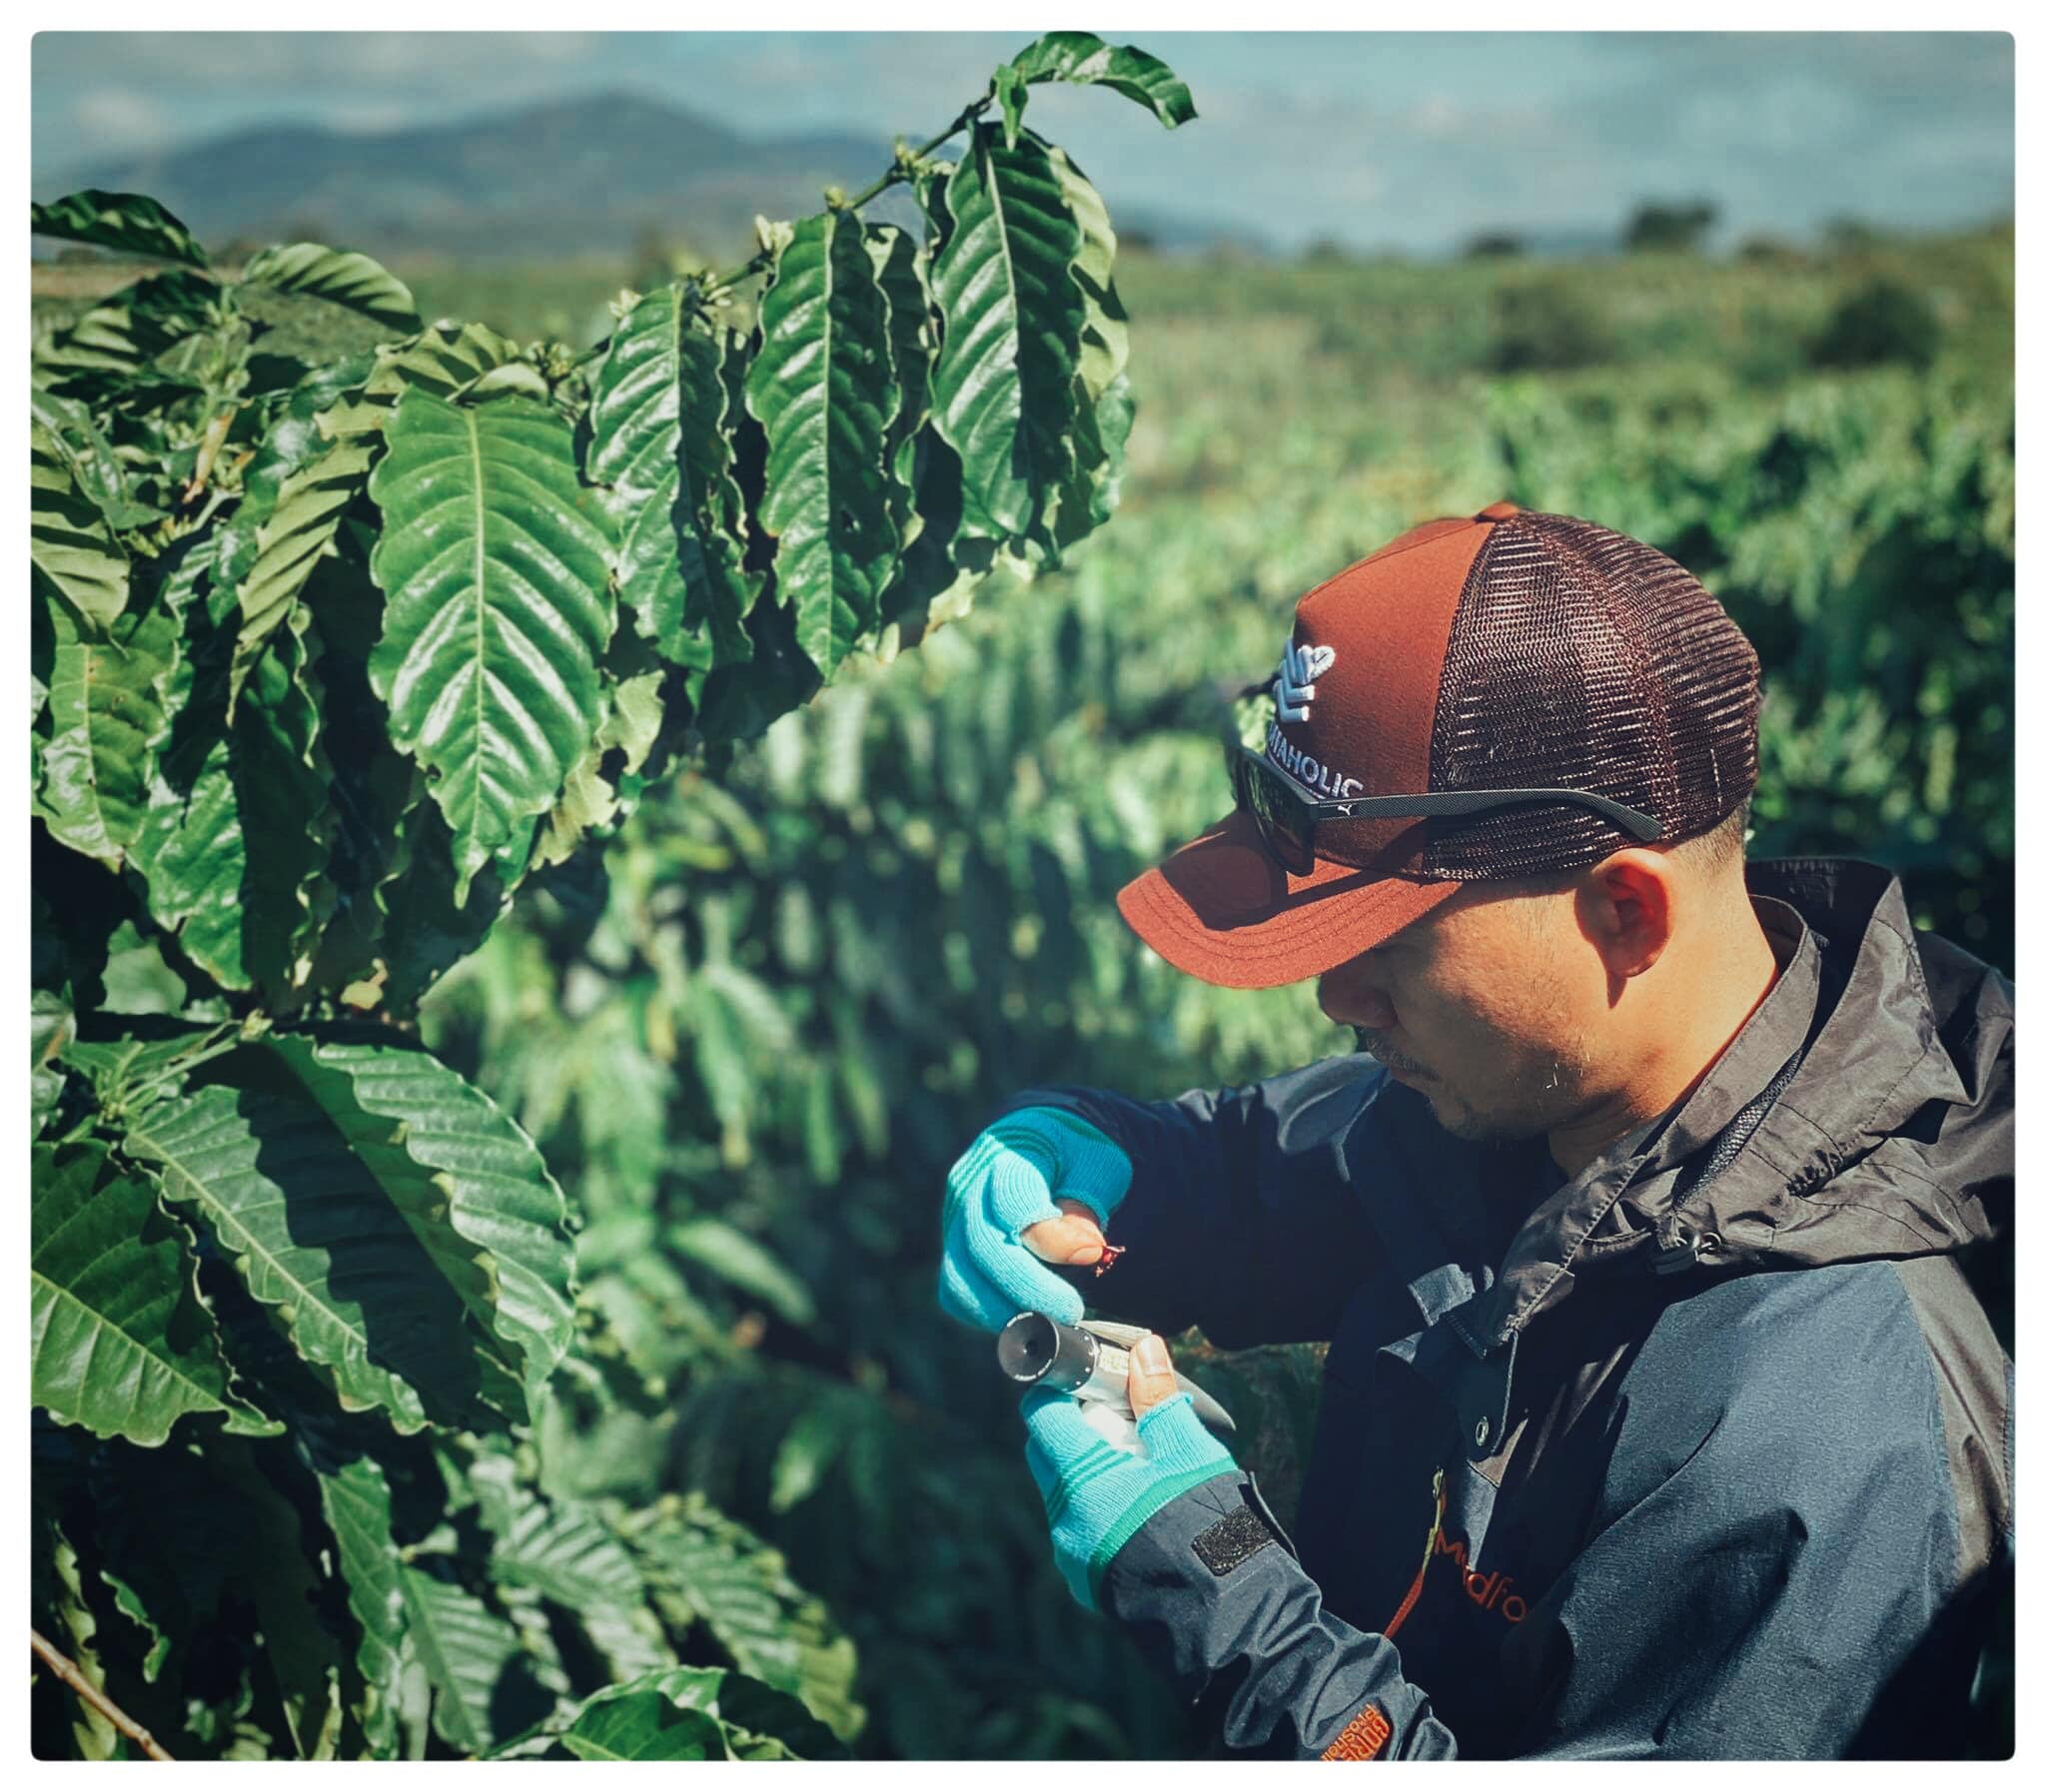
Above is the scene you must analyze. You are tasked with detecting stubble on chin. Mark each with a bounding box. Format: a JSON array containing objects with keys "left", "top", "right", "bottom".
[{"left": 1429, "top": 1053, "right": 1588, "bottom": 1146}]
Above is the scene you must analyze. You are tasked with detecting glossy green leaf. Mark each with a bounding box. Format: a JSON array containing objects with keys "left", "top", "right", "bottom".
[
  {"left": 313, "top": 1454, "right": 410, "bottom": 1758},
  {"left": 32, "top": 420, "right": 130, "bottom": 633},
  {"left": 237, "top": 242, "right": 421, "bottom": 332},
  {"left": 134, "top": 580, "right": 336, "bottom": 998},
  {"left": 744, "top": 210, "right": 901, "bottom": 674},
  {"left": 990, "top": 61, "right": 1030, "bottom": 150},
  {"left": 587, "top": 289, "right": 760, "bottom": 673},
  {"left": 489, "top": 1663, "right": 841, "bottom": 1763},
  {"left": 1009, "top": 31, "right": 1198, "bottom": 128},
  {"left": 131, "top": 726, "right": 247, "bottom": 988},
  {"left": 623, "top": 1495, "right": 863, "bottom": 1742},
  {"left": 32, "top": 390, "right": 160, "bottom": 531},
  {"left": 32, "top": 188, "right": 211, "bottom": 266},
  {"left": 647, "top": 1664, "right": 848, "bottom": 1760},
  {"left": 34, "top": 594, "right": 179, "bottom": 871},
  {"left": 45, "top": 1526, "right": 122, "bottom": 1757},
  {"left": 229, "top": 432, "right": 380, "bottom": 708},
  {"left": 363, "top": 318, "right": 525, "bottom": 404},
  {"left": 312, "top": 742, "right": 524, "bottom": 1013},
  {"left": 367, "top": 388, "right": 616, "bottom": 900},
  {"left": 1047, "top": 369, "right": 1134, "bottom": 551},
  {"left": 30, "top": 1139, "right": 280, "bottom": 1445},
  {"left": 124, "top": 1081, "right": 520, "bottom": 1432},
  {"left": 1047, "top": 142, "right": 1129, "bottom": 401},
  {"left": 262, "top": 1033, "right": 576, "bottom": 1406},
  {"left": 769, "top": 1399, "right": 846, "bottom": 1513},
  {"left": 865, "top": 222, "right": 935, "bottom": 547},
  {"left": 233, "top": 621, "right": 340, "bottom": 993},
  {"left": 397, "top": 1566, "right": 525, "bottom": 1757},
  {"left": 558, "top": 1692, "right": 726, "bottom": 1761},
  {"left": 216, "top": 354, "right": 377, "bottom": 587},
  {"left": 96, "top": 919, "right": 189, "bottom": 1018},
  {"left": 33, "top": 268, "right": 219, "bottom": 402},
  {"left": 86, "top": 1430, "right": 348, "bottom": 1757},
  {"left": 926, "top": 125, "right": 1084, "bottom": 542}
]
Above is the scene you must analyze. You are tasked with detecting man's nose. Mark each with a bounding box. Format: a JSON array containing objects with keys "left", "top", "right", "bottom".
[{"left": 1319, "top": 968, "right": 1397, "bottom": 1030}]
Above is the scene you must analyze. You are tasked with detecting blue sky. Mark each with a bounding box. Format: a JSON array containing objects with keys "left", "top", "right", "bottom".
[{"left": 32, "top": 31, "right": 2014, "bottom": 255}]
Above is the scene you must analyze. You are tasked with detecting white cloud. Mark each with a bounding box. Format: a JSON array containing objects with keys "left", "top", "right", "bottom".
[{"left": 71, "top": 85, "right": 175, "bottom": 152}]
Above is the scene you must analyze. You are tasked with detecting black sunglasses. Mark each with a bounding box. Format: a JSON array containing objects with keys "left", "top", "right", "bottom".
[{"left": 1226, "top": 738, "right": 1663, "bottom": 877}]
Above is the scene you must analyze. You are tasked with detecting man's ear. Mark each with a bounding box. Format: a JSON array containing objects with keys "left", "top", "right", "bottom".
[{"left": 1577, "top": 850, "right": 1675, "bottom": 981}]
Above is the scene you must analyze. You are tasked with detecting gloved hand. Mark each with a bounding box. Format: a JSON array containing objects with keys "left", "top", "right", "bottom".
[
  {"left": 1022, "top": 1335, "right": 1240, "bottom": 1609},
  {"left": 938, "top": 1107, "right": 1132, "bottom": 1332}
]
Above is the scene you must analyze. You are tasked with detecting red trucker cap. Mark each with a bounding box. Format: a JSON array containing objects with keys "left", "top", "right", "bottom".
[{"left": 1117, "top": 501, "right": 1762, "bottom": 990}]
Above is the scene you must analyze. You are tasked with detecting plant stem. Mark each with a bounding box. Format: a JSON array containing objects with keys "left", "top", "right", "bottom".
[
  {"left": 30, "top": 1627, "right": 175, "bottom": 1761},
  {"left": 564, "top": 94, "right": 990, "bottom": 375},
  {"left": 707, "top": 100, "right": 991, "bottom": 296},
  {"left": 107, "top": 1024, "right": 240, "bottom": 1115}
]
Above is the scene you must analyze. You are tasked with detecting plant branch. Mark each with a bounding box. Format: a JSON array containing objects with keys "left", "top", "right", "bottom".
[
  {"left": 30, "top": 1627, "right": 175, "bottom": 1761},
  {"left": 705, "top": 98, "right": 990, "bottom": 297},
  {"left": 564, "top": 95, "right": 992, "bottom": 375},
  {"left": 104, "top": 1023, "right": 241, "bottom": 1117}
]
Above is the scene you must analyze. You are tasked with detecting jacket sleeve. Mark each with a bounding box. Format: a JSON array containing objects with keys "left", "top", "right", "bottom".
[
  {"left": 996, "top": 1055, "right": 1396, "bottom": 1349},
  {"left": 1096, "top": 1303, "right": 1959, "bottom": 1760}
]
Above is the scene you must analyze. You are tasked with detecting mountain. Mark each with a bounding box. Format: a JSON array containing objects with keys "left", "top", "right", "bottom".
[{"left": 38, "top": 90, "right": 897, "bottom": 263}]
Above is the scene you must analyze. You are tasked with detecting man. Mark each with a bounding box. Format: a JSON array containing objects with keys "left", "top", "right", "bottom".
[{"left": 938, "top": 502, "right": 2013, "bottom": 1759}]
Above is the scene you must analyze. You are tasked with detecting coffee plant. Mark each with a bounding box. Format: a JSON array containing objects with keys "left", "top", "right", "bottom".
[{"left": 30, "top": 32, "right": 1195, "bottom": 1760}]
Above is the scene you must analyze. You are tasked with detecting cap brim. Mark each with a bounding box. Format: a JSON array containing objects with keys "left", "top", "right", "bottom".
[{"left": 1116, "top": 808, "right": 1462, "bottom": 990}]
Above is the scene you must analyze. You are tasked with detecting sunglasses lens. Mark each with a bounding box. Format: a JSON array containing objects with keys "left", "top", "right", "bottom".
[{"left": 1230, "top": 747, "right": 1314, "bottom": 875}]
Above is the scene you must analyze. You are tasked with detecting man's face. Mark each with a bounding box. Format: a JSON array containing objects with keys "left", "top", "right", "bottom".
[{"left": 1317, "top": 884, "right": 1604, "bottom": 1144}]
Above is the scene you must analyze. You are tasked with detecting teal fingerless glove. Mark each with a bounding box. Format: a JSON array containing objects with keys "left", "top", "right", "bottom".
[
  {"left": 1022, "top": 1388, "right": 1240, "bottom": 1610},
  {"left": 938, "top": 1107, "right": 1132, "bottom": 1333}
]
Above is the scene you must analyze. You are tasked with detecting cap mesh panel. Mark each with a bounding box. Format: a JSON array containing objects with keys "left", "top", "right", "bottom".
[{"left": 1422, "top": 511, "right": 1759, "bottom": 880}]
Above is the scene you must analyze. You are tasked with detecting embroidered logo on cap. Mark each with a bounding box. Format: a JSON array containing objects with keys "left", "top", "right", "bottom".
[{"left": 1276, "top": 639, "right": 1337, "bottom": 722}]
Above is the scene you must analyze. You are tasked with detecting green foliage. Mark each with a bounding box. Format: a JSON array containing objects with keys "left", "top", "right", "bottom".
[
  {"left": 30, "top": 32, "right": 1187, "bottom": 1761},
  {"left": 1486, "top": 276, "right": 1614, "bottom": 373},
  {"left": 1810, "top": 275, "right": 1943, "bottom": 372}
]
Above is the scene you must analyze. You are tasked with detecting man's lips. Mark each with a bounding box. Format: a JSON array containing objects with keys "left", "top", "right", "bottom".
[{"left": 1353, "top": 1027, "right": 1430, "bottom": 1080}]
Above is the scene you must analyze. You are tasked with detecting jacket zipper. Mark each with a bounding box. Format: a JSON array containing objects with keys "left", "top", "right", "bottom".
[{"left": 1382, "top": 1467, "right": 1446, "bottom": 1640}]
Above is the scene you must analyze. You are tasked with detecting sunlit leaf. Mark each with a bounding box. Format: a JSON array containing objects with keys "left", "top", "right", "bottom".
[
  {"left": 31, "top": 1139, "right": 280, "bottom": 1445},
  {"left": 33, "top": 188, "right": 211, "bottom": 266},
  {"left": 32, "top": 419, "right": 129, "bottom": 634},
  {"left": 124, "top": 1080, "right": 520, "bottom": 1432},
  {"left": 744, "top": 210, "right": 900, "bottom": 674},
  {"left": 262, "top": 1032, "right": 577, "bottom": 1406},
  {"left": 925, "top": 124, "right": 1084, "bottom": 543},
  {"left": 237, "top": 242, "right": 421, "bottom": 332},
  {"left": 368, "top": 389, "right": 616, "bottom": 900},
  {"left": 1008, "top": 31, "right": 1198, "bottom": 128},
  {"left": 587, "top": 289, "right": 760, "bottom": 673}
]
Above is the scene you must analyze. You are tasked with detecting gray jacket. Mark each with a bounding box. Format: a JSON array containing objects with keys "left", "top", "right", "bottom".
[{"left": 1010, "top": 859, "right": 2013, "bottom": 1757}]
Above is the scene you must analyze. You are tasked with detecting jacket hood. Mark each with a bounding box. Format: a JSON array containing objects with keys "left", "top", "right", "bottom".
[{"left": 1483, "top": 858, "right": 2013, "bottom": 1339}]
